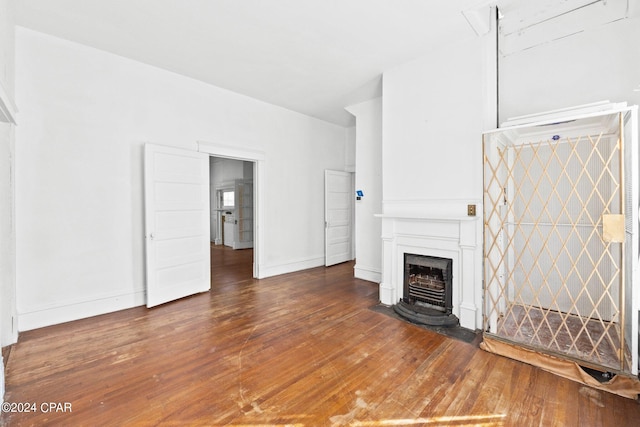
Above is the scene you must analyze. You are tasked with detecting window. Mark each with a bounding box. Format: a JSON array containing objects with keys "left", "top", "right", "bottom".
[{"left": 222, "top": 190, "right": 235, "bottom": 208}]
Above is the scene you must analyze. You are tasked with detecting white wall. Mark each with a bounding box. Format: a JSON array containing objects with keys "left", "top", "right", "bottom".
[
  {"left": 0, "top": 117, "right": 14, "bottom": 400},
  {"left": 382, "top": 35, "right": 491, "bottom": 207},
  {"left": 15, "top": 27, "right": 346, "bottom": 331},
  {"left": 345, "top": 126, "right": 356, "bottom": 258},
  {"left": 381, "top": 29, "right": 496, "bottom": 329},
  {"left": 0, "top": 1, "right": 16, "bottom": 338},
  {"left": 0, "top": 0, "right": 17, "bottom": 401},
  {"left": 211, "top": 158, "right": 244, "bottom": 186},
  {"left": 345, "top": 126, "right": 356, "bottom": 173},
  {"left": 0, "top": 121, "right": 15, "bottom": 346},
  {"left": 346, "top": 98, "right": 382, "bottom": 283},
  {"left": 499, "top": 7, "right": 640, "bottom": 121}
]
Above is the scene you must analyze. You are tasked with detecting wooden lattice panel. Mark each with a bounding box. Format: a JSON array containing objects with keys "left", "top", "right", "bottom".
[{"left": 483, "top": 113, "right": 631, "bottom": 373}]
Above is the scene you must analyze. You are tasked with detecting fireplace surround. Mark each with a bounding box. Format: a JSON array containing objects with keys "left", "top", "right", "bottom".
[{"left": 377, "top": 208, "right": 482, "bottom": 331}]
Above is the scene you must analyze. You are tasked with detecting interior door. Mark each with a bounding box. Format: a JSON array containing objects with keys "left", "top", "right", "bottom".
[
  {"left": 325, "top": 170, "right": 352, "bottom": 266},
  {"left": 144, "top": 143, "right": 211, "bottom": 307},
  {"left": 234, "top": 179, "right": 254, "bottom": 249}
]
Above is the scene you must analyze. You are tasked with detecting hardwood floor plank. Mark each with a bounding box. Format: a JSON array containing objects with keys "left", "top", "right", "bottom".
[
  {"left": 2, "top": 246, "right": 639, "bottom": 426},
  {"left": 443, "top": 349, "right": 499, "bottom": 419}
]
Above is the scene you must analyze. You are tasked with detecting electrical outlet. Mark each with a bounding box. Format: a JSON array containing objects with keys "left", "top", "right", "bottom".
[{"left": 467, "top": 204, "right": 476, "bottom": 216}]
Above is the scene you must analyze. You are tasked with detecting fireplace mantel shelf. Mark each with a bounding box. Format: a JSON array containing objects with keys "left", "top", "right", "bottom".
[{"left": 375, "top": 214, "right": 479, "bottom": 222}]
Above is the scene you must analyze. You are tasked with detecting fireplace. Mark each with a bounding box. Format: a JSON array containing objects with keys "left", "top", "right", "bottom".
[
  {"left": 403, "top": 254, "right": 453, "bottom": 314},
  {"left": 378, "top": 208, "right": 481, "bottom": 330}
]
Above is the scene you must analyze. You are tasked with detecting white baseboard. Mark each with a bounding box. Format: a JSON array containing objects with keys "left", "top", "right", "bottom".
[
  {"left": 354, "top": 264, "right": 381, "bottom": 283},
  {"left": 18, "top": 290, "right": 146, "bottom": 332},
  {"left": 258, "top": 256, "right": 325, "bottom": 279}
]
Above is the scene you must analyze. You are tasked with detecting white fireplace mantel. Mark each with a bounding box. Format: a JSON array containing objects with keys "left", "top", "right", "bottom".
[{"left": 376, "top": 213, "right": 481, "bottom": 330}]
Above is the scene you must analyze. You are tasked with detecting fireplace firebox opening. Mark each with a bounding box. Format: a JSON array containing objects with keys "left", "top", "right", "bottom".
[
  {"left": 403, "top": 254, "right": 453, "bottom": 313},
  {"left": 393, "top": 253, "right": 458, "bottom": 327}
]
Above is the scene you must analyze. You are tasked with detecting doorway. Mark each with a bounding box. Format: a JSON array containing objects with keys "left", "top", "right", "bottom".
[
  {"left": 198, "top": 141, "right": 263, "bottom": 279},
  {"left": 209, "top": 156, "right": 255, "bottom": 279}
]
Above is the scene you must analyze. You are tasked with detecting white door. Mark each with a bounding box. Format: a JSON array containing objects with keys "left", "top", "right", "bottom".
[
  {"left": 144, "top": 144, "right": 210, "bottom": 307},
  {"left": 234, "top": 179, "right": 254, "bottom": 249},
  {"left": 325, "top": 170, "right": 352, "bottom": 266}
]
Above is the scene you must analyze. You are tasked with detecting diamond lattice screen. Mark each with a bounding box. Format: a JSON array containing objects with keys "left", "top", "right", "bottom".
[{"left": 483, "top": 113, "right": 631, "bottom": 373}]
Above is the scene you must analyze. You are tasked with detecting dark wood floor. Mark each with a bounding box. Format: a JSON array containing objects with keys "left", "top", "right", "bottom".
[{"left": 2, "top": 245, "right": 640, "bottom": 426}]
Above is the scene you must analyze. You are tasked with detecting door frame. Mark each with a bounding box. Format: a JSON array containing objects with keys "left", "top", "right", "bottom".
[{"left": 198, "top": 141, "right": 264, "bottom": 278}]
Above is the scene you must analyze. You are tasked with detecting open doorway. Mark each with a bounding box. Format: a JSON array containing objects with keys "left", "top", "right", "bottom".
[{"left": 209, "top": 156, "right": 255, "bottom": 283}]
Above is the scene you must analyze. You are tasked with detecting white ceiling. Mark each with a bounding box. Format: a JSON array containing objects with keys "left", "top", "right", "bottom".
[{"left": 16, "top": 0, "right": 500, "bottom": 127}]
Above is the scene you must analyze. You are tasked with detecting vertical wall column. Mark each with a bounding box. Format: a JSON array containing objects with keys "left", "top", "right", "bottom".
[
  {"left": 345, "top": 98, "right": 383, "bottom": 283},
  {"left": 458, "top": 220, "right": 478, "bottom": 329},
  {"left": 379, "top": 217, "right": 396, "bottom": 305}
]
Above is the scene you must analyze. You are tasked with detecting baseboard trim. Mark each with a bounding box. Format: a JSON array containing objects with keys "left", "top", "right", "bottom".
[
  {"left": 18, "top": 290, "right": 146, "bottom": 332},
  {"left": 258, "top": 256, "right": 325, "bottom": 279},
  {"left": 354, "top": 264, "right": 381, "bottom": 283}
]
